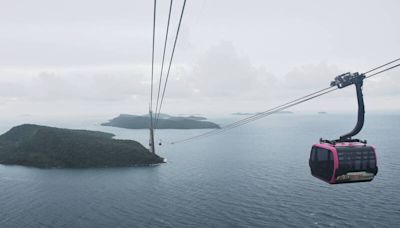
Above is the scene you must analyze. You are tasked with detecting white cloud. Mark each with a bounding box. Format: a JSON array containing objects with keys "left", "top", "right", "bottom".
[{"left": 1, "top": 41, "right": 400, "bottom": 117}]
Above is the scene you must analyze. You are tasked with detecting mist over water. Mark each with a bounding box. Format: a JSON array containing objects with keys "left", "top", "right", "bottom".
[{"left": 0, "top": 114, "right": 399, "bottom": 227}]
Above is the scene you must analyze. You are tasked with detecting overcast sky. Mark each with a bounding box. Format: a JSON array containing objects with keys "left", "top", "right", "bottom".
[{"left": 0, "top": 0, "right": 399, "bottom": 118}]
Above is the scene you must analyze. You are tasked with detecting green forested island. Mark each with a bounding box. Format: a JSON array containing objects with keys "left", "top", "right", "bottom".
[
  {"left": 102, "top": 114, "right": 220, "bottom": 129},
  {"left": 0, "top": 124, "right": 164, "bottom": 168}
]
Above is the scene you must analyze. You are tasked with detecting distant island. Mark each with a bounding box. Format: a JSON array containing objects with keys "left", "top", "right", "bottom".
[
  {"left": 318, "top": 112, "right": 327, "bottom": 114},
  {"left": 232, "top": 111, "right": 293, "bottom": 116},
  {"left": 231, "top": 112, "right": 255, "bottom": 116},
  {"left": 102, "top": 114, "right": 220, "bottom": 129},
  {"left": 0, "top": 124, "right": 164, "bottom": 168}
]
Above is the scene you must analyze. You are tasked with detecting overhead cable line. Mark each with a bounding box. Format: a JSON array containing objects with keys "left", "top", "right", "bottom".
[
  {"left": 149, "top": 0, "right": 157, "bottom": 128},
  {"left": 363, "top": 57, "right": 400, "bottom": 74},
  {"left": 366, "top": 63, "right": 400, "bottom": 79},
  {"left": 171, "top": 86, "right": 334, "bottom": 144},
  {"left": 155, "top": 0, "right": 187, "bottom": 127},
  {"left": 203, "top": 87, "right": 333, "bottom": 133},
  {"left": 154, "top": 0, "right": 174, "bottom": 125},
  {"left": 171, "top": 58, "right": 400, "bottom": 145},
  {"left": 172, "top": 87, "right": 338, "bottom": 144}
]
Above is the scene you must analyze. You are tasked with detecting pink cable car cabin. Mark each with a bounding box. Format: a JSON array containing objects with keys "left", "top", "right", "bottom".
[
  {"left": 309, "top": 72, "right": 378, "bottom": 184},
  {"left": 310, "top": 143, "right": 378, "bottom": 184}
]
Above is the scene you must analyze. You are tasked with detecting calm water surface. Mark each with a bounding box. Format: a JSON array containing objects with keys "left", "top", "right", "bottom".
[{"left": 0, "top": 114, "right": 399, "bottom": 227}]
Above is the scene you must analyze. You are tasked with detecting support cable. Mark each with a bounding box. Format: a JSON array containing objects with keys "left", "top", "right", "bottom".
[
  {"left": 365, "top": 63, "right": 400, "bottom": 79},
  {"left": 155, "top": 0, "right": 187, "bottom": 127},
  {"left": 172, "top": 87, "right": 338, "bottom": 144},
  {"left": 363, "top": 58, "right": 400, "bottom": 74},
  {"left": 149, "top": 0, "right": 157, "bottom": 128},
  {"left": 154, "top": 0, "right": 174, "bottom": 127},
  {"left": 170, "top": 59, "right": 400, "bottom": 145}
]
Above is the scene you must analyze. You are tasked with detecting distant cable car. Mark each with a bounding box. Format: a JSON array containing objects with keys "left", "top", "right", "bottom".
[{"left": 309, "top": 72, "right": 378, "bottom": 184}]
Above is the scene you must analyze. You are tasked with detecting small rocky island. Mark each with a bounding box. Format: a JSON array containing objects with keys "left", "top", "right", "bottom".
[
  {"left": 232, "top": 111, "right": 293, "bottom": 116},
  {"left": 102, "top": 114, "right": 220, "bottom": 129},
  {"left": 0, "top": 124, "right": 164, "bottom": 168}
]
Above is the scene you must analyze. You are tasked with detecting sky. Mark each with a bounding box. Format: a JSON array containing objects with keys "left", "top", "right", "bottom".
[{"left": 0, "top": 0, "right": 399, "bottom": 118}]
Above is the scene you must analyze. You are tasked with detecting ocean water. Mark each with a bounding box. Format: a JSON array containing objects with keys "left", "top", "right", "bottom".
[{"left": 0, "top": 114, "right": 399, "bottom": 228}]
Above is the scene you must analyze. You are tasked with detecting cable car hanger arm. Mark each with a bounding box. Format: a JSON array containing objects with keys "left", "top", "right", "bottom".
[{"left": 321, "top": 72, "right": 366, "bottom": 144}]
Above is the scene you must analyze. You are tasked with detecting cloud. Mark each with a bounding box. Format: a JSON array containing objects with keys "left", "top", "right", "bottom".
[
  {"left": 284, "top": 63, "right": 343, "bottom": 90},
  {"left": 0, "top": 42, "right": 280, "bottom": 115},
  {"left": 0, "top": 41, "right": 399, "bottom": 117},
  {"left": 189, "top": 42, "right": 277, "bottom": 98},
  {"left": 0, "top": 69, "right": 149, "bottom": 103}
]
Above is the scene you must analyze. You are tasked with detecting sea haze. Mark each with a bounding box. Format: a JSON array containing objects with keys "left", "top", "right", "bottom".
[{"left": 0, "top": 114, "right": 399, "bottom": 227}]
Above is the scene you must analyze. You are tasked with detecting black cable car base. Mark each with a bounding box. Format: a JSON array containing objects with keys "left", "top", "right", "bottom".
[{"left": 309, "top": 72, "right": 378, "bottom": 184}]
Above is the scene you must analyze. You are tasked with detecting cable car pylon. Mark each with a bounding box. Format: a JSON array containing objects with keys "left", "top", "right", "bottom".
[{"left": 149, "top": 108, "right": 156, "bottom": 154}]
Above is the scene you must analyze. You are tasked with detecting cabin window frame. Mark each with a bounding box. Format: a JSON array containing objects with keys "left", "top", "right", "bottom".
[{"left": 310, "top": 146, "right": 334, "bottom": 181}]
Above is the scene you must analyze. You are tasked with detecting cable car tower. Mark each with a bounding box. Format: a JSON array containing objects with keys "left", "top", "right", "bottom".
[
  {"left": 149, "top": 108, "right": 156, "bottom": 154},
  {"left": 146, "top": 0, "right": 186, "bottom": 154}
]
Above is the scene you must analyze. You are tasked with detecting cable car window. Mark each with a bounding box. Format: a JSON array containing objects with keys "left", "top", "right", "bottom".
[
  {"left": 317, "top": 148, "right": 329, "bottom": 161},
  {"left": 338, "top": 151, "right": 344, "bottom": 161},
  {"left": 369, "top": 159, "right": 376, "bottom": 168},
  {"left": 362, "top": 158, "right": 368, "bottom": 170},
  {"left": 355, "top": 160, "right": 361, "bottom": 170},
  {"left": 310, "top": 148, "right": 316, "bottom": 162}
]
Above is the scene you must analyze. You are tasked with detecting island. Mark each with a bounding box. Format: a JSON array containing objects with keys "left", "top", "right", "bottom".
[
  {"left": 231, "top": 112, "right": 256, "bottom": 116},
  {"left": 232, "top": 111, "right": 293, "bottom": 116},
  {"left": 102, "top": 114, "right": 220, "bottom": 129},
  {"left": 0, "top": 124, "right": 164, "bottom": 168}
]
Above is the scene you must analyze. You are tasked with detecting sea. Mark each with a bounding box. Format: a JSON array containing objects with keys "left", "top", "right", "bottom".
[{"left": 0, "top": 114, "right": 399, "bottom": 228}]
